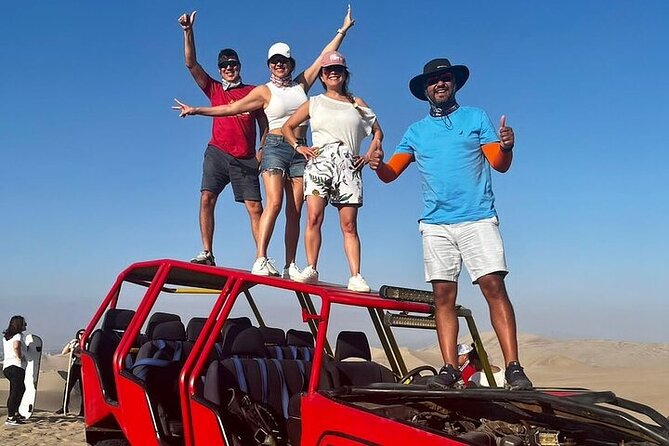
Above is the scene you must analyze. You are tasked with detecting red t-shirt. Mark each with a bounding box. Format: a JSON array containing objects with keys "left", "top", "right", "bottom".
[
  {"left": 203, "top": 77, "right": 259, "bottom": 159},
  {"left": 461, "top": 363, "right": 477, "bottom": 383}
]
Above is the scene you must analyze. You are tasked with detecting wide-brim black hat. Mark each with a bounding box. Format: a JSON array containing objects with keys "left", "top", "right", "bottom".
[{"left": 409, "top": 58, "right": 470, "bottom": 101}]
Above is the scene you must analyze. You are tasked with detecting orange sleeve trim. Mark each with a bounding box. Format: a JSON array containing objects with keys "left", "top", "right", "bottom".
[
  {"left": 482, "top": 142, "right": 513, "bottom": 173},
  {"left": 377, "top": 153, "right": 413, "bottom": 183}
]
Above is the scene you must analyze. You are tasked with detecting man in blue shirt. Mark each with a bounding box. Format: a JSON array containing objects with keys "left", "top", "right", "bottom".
[{"left": 370, "top": 58, "right": 532, "bottom": 390}]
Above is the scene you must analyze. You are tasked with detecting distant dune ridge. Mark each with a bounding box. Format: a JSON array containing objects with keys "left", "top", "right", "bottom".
[
  {"left": 374, "top": 332, "right": 669, "bottom": 414},
  {"left": 1, "top": 334, "right": 668, "bottom": 444}
]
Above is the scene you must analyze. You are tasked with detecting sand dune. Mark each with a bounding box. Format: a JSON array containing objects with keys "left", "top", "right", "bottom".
[{"left": 2, "top": 334, "right": 668, "bottom": 445}]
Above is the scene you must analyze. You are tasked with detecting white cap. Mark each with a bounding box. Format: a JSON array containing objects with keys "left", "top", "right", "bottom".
[
  {"left": 267, "top": 42, "right": 291, "bottom": 60},
  {"left": 457, "top": 343, "right": 473, "bottom": 356}
]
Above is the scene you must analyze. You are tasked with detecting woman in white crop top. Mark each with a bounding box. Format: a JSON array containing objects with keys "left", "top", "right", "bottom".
[
  {"left": 282, "top": 51, "right": 383, "bottom": 292},
  {"left": 174, "top": 7, "right": 354, "bottom": 279}
]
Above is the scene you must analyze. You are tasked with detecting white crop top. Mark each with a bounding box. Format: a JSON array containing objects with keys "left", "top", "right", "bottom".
[
  {"left": 309, "top": 94, "right": 376, "bottom": 156},
  {"left": 265, "top": 82, "right": 309, "bottom": 130}
]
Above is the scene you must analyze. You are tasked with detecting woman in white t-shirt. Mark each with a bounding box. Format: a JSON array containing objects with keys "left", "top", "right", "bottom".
[
  {"left": 282, "top": 50, "right": 383, "bottom": 292},
  {"left": 3, "top": 315, "right": 28, "bottom": 425}
]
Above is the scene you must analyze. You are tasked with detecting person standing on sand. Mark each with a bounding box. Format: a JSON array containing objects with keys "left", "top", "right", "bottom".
[
  {"left": 56, "top": 329, "right": 85, "bottom": 416},
  {"left": 3, "top": 315, "right": 28, "bottom": 425},
  {"left": 369, "top": 58, "right": 533, "bottom": 390},
  {"left": 178, "top": 11, "right": 268, "bottom": 267}
]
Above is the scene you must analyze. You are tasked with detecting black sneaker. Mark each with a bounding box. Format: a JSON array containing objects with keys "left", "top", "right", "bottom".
[
  {"left": 190, "top": 250, "right": 215, "bottom": 266},
  {"left": 427, "top": 364, "right": 462, "bottom": 389},
  {"left": 504, "top": 361, "right": 533, "bottom": 390}
]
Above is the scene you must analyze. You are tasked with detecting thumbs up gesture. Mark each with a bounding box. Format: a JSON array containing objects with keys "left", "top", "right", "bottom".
[
  {"left": 368, "top": 146, "right": 384, "bottom": 170},
  {"left": 178, "top": 11, "right": 197, "bottom": 31},
  {"left": 498, "top": 115, "right": 514, "bottom": 151}
]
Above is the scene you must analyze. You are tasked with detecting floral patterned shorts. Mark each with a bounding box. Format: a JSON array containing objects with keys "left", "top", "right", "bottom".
[{"left": 303, "top": 142, "right": 363, "bottom": 206}]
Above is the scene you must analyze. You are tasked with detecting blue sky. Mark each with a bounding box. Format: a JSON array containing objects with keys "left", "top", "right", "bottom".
[{"left": 1, "top": 1, "right": 668, "bottom": 350}]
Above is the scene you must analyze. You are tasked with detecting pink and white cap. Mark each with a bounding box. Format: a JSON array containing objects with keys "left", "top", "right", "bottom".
[{"left": 320, "top": 50, "right": 347, "bottom": 68}]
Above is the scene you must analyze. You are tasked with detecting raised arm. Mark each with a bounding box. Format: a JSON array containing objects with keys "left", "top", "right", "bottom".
[
  {"left": 173, "top": 85, "right": 269, "bottom": 117},
  {"left": 179, "top": 11, "right": 210, "bottom": 90},
  {"left": 61, "top": 340, "right": 75, "bottom": 355},
  {"left": 296, "top": 5, "right": 355, "bottom": 92},
  {"left": 482, "top": 115, "right": 514, "bottom": 173},
  {"left": 281, "top": 102, "right": 317, "bottom": 159}
]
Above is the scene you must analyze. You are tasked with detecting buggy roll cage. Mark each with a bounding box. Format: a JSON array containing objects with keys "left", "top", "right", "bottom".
[
  {"left": 79, "top": 259, "right": 498, "bottom": 445},
  {"left": 86, "top": 258, "right": 498, "bottom": 385}
]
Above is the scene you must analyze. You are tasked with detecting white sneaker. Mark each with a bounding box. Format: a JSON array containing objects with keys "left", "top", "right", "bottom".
[
  {"left": 282, "top": 263, "right": 302, "bottom": 280},
  {"left": 266, "top": 258, "right": 280, "bottom": 276},
  {"left": 296, "top": 265, "right": 319, "bottom": 284},
  {"left": 190, "top": 250, "right": 215, "bottom": 266},
  {"left": 251, "top": 257, "right": 280, "bottom": 276},
  {"left": 4, "top": 417, "right": 22, "bottom": 426},
  {"left": 348, "top": 274, "right": 371, "bottom": 292}
]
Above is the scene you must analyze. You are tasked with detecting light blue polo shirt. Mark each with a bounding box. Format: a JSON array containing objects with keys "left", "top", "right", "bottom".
[{"left": 394, "top": 106, "right": 499, "bottom": 224}]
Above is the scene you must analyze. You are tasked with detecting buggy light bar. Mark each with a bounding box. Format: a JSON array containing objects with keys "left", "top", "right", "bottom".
[
  {"left": 379, "top": 285, "right": 434, "bottom": 304},
  {"left": 384, "top": 312, "right": 436, "bottom": 330}
]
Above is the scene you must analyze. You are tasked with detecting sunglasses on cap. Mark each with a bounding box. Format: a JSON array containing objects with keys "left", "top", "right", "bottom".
[
  {"left": 426, "top": 72, "right": 454, "bottom": 86},
  {"left": 219, "top": 60, "right": 239, "bottom": 69},
  {"left": 322, "top": 65, "right": 346, "bottom": 74},
  {"left": 269, "top": 55, "right": 291, "bottom": 65}
]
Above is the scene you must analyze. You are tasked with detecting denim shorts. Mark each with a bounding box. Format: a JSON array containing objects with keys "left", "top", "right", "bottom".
[
  {"left": 201, "top": 145, "right": 261, "bottom": 202},
  {"left": 260, "top": 134, "right": 306, "bottom": 178},
  {"left": 419, "top": 216, "right": 508, "bottom": 284}
]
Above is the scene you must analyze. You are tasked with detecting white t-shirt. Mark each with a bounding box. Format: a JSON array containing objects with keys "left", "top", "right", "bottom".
[
  {"left": 2, "top": 333, "right": 26, "bottom": 370},
  {"left": 309, "top": 94, "right": 376, "bottom": 156}
]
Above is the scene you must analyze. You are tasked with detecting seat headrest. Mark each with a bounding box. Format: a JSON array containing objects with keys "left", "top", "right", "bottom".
[
  {"left": 152, "top": 320, "right": 187, "bottom": 342},
  {"left": 286, "top": 329, "right": 314, "bottom": 348},
  {"left": 225, "top": 317, "right": 252, "bottom": 328},
  {"left": 219, "top": 317, "right": 254, "bottom": 356},
  {"left": 186, "top": 317, "right": 208, "bottom": 342},
  {"left": 230, "top": 327, "right": 266, "bottom": 358},
  {"left": 259, "top": 326, "right": 286, "bottom": 346},
  {"left": 101, "top": 309, "right": 135, "bottom": 331},
  {"left": 146, "top": 312, "right": 181, "bottom": 340},
  {"left": 335, "top": 331, "right": 371, "bottom": 361}
]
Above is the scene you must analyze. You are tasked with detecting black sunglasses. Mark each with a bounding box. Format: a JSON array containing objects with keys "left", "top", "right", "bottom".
[
  {"left": 322, "top": 65, "right": 346, "bottom": 74},
  {"left": 269, "top": 55, "right": 291, "bottom": 65},
  {"left": 426, "top": 72, "right": 454, "bottom": 86},
  {"left": 219, "top": 60, "right": 239, "bottom": 69}
]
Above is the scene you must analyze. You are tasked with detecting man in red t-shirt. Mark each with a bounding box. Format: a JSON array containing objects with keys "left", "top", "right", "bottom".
[{"left": 179, "top": 11, "right": 267, "bottom": 266}]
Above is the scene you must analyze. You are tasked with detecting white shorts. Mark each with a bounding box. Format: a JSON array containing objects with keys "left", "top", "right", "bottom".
[
  {"left": 419, "top": 216, "right": 508, "bottom": 283},
  {"left": 303, "top": 142, "right": 363, "bottom": 206}
]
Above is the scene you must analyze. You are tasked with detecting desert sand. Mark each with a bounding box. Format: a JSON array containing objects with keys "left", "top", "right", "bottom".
[{"left": 1, "top": 333, "right": 668, "bottom": 445}]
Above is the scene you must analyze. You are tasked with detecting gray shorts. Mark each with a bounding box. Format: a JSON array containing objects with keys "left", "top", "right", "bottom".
[
  {"left": 260, "top": 134, "right": 306, "bottom": 178},
  {"left": 201, "top": 145, "right": 261, "bottom": 202},
  {"left": 419, "top": 216, "right": 508, "bottom": 283}
]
